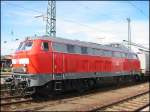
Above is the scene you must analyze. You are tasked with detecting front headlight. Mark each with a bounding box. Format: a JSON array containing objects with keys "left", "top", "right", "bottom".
[
  {"left": 23, "top": 64, "right": 28, "bottom": 73},
  {"left": 23, "top": 67, "right": 26, "bottom": 72},
  {"left": 12, "top": 67, "right": 14, "bottom": 72}
]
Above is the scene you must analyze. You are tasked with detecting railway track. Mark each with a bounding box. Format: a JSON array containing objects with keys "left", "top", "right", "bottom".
[
  {"left": 1, "top": 96, "right": 33, "bottom": 111},
  {"left": 1, "top": 81, "right": 149, "bottom": 111},
  {"left": 0, "top": 89, "right": 23, "bottom": 98},
  {"left": 15, "top": 82, "right": 149, "bottom": 111},
  {"left": 94, "top": 91, "right": 149, "bottom": 111},
  {"left": 1, "top": 97, "right": 32, "bottom": 106},
  {"left": 0, "top": 83, "right": 32, "bottom": 110}
]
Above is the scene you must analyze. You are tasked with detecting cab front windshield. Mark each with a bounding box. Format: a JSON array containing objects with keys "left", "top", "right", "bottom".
[{"left": 17, "top": 41, "right": 33, "bottom": 51}]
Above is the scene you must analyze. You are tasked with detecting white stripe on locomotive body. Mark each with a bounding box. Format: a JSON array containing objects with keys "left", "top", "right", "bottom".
[
  {"left": 19, "top": 58, "right": 29, "bottom": 64},
  {"left": 12, "top": 58, "right": 29, "bottom": 64},
  {"left": 12, "top": 59, "right": 17, "bottom": 64}
]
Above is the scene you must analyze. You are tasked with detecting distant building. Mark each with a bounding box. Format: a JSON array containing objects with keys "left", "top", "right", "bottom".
[{"left": 0, "top": 55, "right": 12, "bottom": 69}]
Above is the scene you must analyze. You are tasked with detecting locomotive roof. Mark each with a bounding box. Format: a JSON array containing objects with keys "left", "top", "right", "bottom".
[{"left": 27, "top": 35, "right": 135, "bottom": 54}]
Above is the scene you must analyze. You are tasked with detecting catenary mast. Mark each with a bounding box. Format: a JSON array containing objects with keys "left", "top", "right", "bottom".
[{"left": 46, "top": 0, "right": 56, "bottom": 37}]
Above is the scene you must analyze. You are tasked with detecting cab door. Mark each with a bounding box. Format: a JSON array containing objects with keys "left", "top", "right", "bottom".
[
  {"left": 53, "top": 52, "right": 64, "bottom": 73},
  {"left": 38, "top": 40, "right": 53, "bottom": 74}
]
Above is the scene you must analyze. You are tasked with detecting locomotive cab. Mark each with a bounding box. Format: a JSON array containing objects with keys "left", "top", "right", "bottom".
[
  {"left": 9, "top": 37, "right": 53, "bottom": 95},
  {"left": 12, "top": 38, "right": 52, "bottom": 74},
  {"left": 12, "top": 40, "right": 33, "bottom": 74}
]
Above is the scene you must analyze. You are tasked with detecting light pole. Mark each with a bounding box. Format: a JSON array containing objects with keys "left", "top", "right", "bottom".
[{"left": 127, "top": 18, "right": 131, "bottom": 51}]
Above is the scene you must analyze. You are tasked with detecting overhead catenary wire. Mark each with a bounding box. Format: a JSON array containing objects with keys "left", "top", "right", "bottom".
[
  {"left": 4, "top": 2, "right": 107, "bottom": 35},
  {"left": 2, "top": 2, "right": 137, "bottom": 34},
  {"left": 3, "top": 2, "right": 132, "bottom": 43},
  {"left": 5, "top": 2, "right": 148, "bottom": 19},
  {"left": 77, "top": 2, "right": 122, "bottom": 24},
  {"left": 61, "top": 18, "right": 109, "bottom": 39},
  {"left": 123, "top": 40, "right": 149, "bottom": 51},
  {"left": 4, "top": 2, "right": 44, "bottom": 14},
  {"left": 3, "top": 1, "right": 148, "bottom": 46},
  {"left": 127, "top": 1, "right": 148, "bottom": 18}
]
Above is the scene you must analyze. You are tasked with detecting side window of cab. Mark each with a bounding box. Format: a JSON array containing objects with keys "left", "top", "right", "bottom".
[{"left": 42, "top": 42, "right": 49, "bottom": 51}]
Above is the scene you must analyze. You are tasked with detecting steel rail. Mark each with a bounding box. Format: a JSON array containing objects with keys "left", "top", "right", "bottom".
[
  {"left": 93, "top": 90, "right": 149, "bottom": 111},
  {"left": 1, "top": 98, "right": 32, "bottom": 106},
  {"left": 0, "top": 95, "right": 27, "bottom": 100},
  {"left": 135, "top": 103, "right": 150, "bottom": 111}
]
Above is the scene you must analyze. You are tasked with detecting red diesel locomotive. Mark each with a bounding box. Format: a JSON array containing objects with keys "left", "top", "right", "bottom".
[{"left": 9, "top": 36, "right": 141, "bottom": 96}]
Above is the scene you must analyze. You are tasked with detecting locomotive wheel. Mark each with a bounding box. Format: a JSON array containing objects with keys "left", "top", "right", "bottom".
[
  {"left": 115, "top": 76, "right": 122, "bottom": 84},
  {"left": 134, "top": 75, "right": 141, "bottom": 82},
  {"left": 31, "top": 87, "right": 41, "bottom": 99},
  {"left": 87, "top": 79, "right": 95, "bottom": 90},
  {"left": 64, "top": 80, "right": 73, "bottom": 91},
  {"left": 76, "top": 79, "right": 86, "bottom": 93},
  {"left": 71, "top": 80, "right": 77, "bottom": 90},
  {"left": 84, "top": 79, "right": 90, "bottom": 91},
  {"left": 31, "top": 85, "right": 51, "bottom": 99}
]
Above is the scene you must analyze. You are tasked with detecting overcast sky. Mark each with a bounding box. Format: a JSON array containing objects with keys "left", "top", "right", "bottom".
[{"left": 1, "top": 1, "right": 149, "bottom": 55}]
